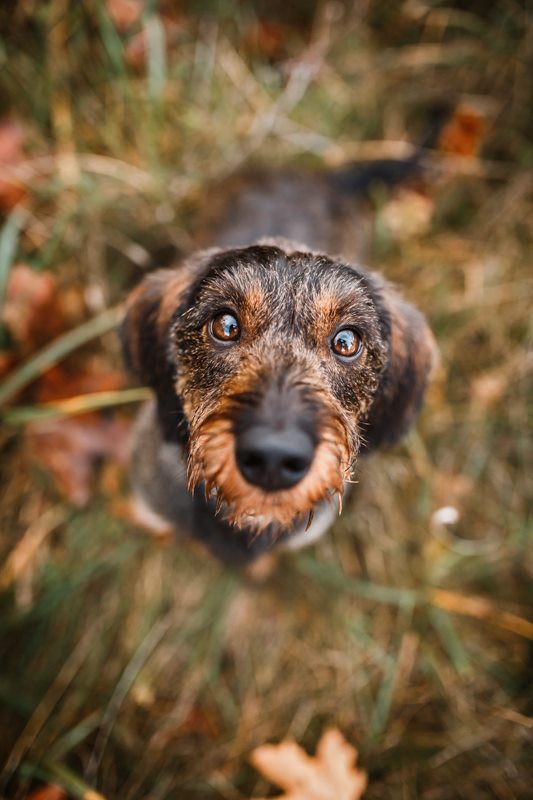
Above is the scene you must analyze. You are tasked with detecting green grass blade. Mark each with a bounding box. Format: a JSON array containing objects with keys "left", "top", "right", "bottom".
[
  {"left": 298, "top": 555, "right": 420, "bottom": 607},
  {"left": 144, "top": 13, "right": 167, "bottom": 102},
  {"left": 20, "top": 758, "right": 105, "bottom": 800},
  {"left": 428, "top": 607, "right": 472, "bottom": 676},
  {"left": 2, "top": 387, "right": 151, "bottom": 424},
  {"left": 95, "top": 0, "right": 128, "bottom": 80},
  {"left": 47, "top": 712, "right": 101, "bottom": 761},
  {"left": 0, "top": 209, "right": 26, "bottom": 312},
  {"left": 368, "top": 655, "right": 399, "bottom": 745}
]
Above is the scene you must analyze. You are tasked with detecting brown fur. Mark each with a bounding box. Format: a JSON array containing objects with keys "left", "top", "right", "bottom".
[
  {"left": 122, "top": 239, "right": 435, "bottom": 534},
  {"left": 184, "top": 360, "right": 352, "bottom": 532}
]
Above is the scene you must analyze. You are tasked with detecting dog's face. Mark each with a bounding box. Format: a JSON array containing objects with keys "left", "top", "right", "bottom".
[{"left": 122, "top": 242, "right": 436, "bottom": 532}]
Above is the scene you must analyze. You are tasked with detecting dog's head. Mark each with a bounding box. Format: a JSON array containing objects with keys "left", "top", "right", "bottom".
[{"left": 122, "top": 241, "right": 436, "bottom": 531}]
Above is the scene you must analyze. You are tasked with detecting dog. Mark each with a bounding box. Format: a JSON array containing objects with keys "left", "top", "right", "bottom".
[{"left": 121, "top": 153, "right": 438, "bottom": 566}]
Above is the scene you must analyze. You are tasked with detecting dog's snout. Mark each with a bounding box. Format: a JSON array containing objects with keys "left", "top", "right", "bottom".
[{"left": 236, "top": 427, "right": 315, "bottom": 491}]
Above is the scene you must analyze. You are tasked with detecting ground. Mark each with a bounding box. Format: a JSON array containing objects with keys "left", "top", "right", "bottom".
[{"left": 0, "top": 2, "right": 532, "bottom": 798}]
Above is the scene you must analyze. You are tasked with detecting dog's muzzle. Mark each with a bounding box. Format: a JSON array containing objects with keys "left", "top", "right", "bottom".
[
  {"left": 231, "top": 371, "right": 319, "bottom": 493},
  {"left": 235, "top": 424, "right": 315, "bottom": 491}
]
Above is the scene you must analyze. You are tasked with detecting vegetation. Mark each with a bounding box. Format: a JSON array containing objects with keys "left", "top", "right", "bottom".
[{"left": 0, "top": 1, "right": 531, "bottom": 797}]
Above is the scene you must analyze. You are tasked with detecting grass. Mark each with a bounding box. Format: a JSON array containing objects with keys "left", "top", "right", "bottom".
[{"left": 0, "top": 1, "right": 532, "bottom": 798}]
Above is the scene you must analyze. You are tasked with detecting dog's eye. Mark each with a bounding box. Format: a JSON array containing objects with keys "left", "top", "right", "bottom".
[
  {"left": 331, "top": 328, "right": 363, "bottom": 360},
  {"left": 209, "top": 312, "right": 240, "bottom": 343}
]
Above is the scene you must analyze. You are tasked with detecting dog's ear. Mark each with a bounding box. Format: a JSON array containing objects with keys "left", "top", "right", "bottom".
[
  {"left": 121, "top": 250, "right": 219, "bottom": 442},
  {"left": 361, "top": 283, "right": 437, "bottom": 452},
  {"left": 121, "top": 269, "right": 186, "bottom": 388}
]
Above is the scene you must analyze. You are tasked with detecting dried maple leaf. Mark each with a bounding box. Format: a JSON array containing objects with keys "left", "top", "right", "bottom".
[{"left": 250, "top": 728, "right": 367, "bottom": 800}]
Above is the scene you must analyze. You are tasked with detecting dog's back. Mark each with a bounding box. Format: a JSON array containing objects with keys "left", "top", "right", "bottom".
[{"left": 194, "top": 168, "right": 371, "bottom": 263}]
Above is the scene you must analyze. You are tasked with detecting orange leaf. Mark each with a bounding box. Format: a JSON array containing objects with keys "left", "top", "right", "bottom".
[
  {"left": 250, "top": 728, "right": 367, "bottom": 800},
  {"left": 0, "top": 179, "right": 27, "bottom": 214},
  {"left": 437, "top": 104, "right": 488, "bottom": 157},
  {"left": 26, "top": 785, "right": 66, "bottom": 800},
  {"left": 244, "top": 21, "right": 292, "bottom": 60},
  {"left": 0, "top": 117, "right": 28, "bottom": 212}
]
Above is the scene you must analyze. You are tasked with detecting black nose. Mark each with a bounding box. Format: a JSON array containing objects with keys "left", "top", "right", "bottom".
[{"left": 235, "top": 426, "right": 315, "bottom": 491}]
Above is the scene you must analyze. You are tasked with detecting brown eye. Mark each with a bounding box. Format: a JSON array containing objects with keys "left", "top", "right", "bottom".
[
  {"left": 209, "top": 312, "right": 240, "bottom": 343},
  {"left": 331, "top": 328, "right": 362, "bottom": 360}
]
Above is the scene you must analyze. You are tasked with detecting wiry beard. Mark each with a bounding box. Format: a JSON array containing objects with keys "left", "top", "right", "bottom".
[{"left": 186, "top": 400, "right": 356, "bottom": 533}]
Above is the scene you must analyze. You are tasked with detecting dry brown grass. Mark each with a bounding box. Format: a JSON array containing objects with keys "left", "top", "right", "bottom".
[{"left": 0, "top": 2, "right": 532, "bottom": 798}]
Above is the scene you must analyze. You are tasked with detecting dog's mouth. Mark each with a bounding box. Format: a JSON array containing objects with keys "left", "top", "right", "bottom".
[{"left": 186, "top": 408, "right": 354, "bottom": 533}]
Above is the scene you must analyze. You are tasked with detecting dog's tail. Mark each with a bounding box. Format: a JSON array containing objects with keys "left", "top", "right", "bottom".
[{"left": 328, "top": 103, "right": 484, "bottom": 196}]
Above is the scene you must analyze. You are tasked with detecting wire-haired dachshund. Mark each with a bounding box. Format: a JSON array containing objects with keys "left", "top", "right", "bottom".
[{"left": 121, "top": 155, "right": 437, "bottom": 565}]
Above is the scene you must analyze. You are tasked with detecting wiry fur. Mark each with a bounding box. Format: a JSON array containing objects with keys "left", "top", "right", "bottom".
[{"left": 122, "top": 171, "right": 437, "bottom": 564}]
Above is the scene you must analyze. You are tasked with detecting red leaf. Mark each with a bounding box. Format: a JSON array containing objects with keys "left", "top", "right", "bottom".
[
  {"left": 26, "top": 786, "right": 66, "bottom": 800},
  {"left": 0, "top": 118, "right": 24, "bottom": 164},
  {"left": 106, "top": 0, "right": 144, "bottom": 32},
  {"left": 0, "top": 117, "right": 28, "bottom": 212},
  {"left": 437, "top": 104, "right": 488, "bottom": 157}
]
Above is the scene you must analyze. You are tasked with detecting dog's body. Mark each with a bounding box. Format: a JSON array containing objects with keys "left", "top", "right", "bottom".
[{"left": 122, "top": 160, "right": 437, "bottom": 565}]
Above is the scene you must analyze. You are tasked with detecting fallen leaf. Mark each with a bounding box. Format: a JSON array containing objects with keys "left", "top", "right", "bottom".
[
  {"left": 250, "top": 728, "right": 367, "bottom": 800},
  {"left": 244, "top": 21, "right": 293, "bottom": 61},
  {"left": 0, "top": 117, "right": 24, "bottom": 163},
  {"left": 26, "top": 415, "right": 130, "bottom": 506},
  {"left": 437, "top": 104, "right": 488, "bottom": 157},
  {"left": 0, "top": 350, "right": 15, "bottom": 378},
  {"left": 106, "top": 0, "right": 144, "bottom": 31},
  {"left": 2, "top": 265, "right": 65, "bottom": 352},
  {"left": 26, "top": 785, "right": 66, "bottom": 800},
  {"left": 0, "top": 117, "right": 28, "bottom": 212},
  {"left": 181, "top": 704, "right": 220, "bottom": 739}
]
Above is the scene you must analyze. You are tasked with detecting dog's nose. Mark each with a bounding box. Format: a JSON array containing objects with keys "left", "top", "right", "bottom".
[{"left": 235, "top": 427, "right": 315, "bottom": 491}]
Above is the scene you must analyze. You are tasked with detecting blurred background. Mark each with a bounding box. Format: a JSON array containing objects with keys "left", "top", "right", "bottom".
[{"left": 0, "top": 1, "right": 532, "bottom": 798}]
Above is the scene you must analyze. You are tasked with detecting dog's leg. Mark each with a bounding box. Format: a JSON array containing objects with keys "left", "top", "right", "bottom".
[{"left": 129, "top": 400, "right": 193, "bottom": 536}]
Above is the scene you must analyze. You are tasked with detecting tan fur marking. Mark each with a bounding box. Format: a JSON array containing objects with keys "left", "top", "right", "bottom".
[{"left": 185, "top": 383, "right": 352, "bottom": 532}]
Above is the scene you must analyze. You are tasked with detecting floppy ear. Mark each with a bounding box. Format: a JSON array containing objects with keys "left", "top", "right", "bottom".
[
  {"left": 120, "top": 250, "right": 219, "bottom": 443},
  {"left": 361, "top": 284, "right": 437, "bottom": 452}
]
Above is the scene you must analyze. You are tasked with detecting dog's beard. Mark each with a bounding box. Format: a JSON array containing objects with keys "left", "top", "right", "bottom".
[{"left": 186, "top": 405, "right": 355, "bottom": 533}]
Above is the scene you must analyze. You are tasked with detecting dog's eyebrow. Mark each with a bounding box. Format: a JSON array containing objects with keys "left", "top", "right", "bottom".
[{"left": 177, "top": 245, "right": 284, "bottom": 314}]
